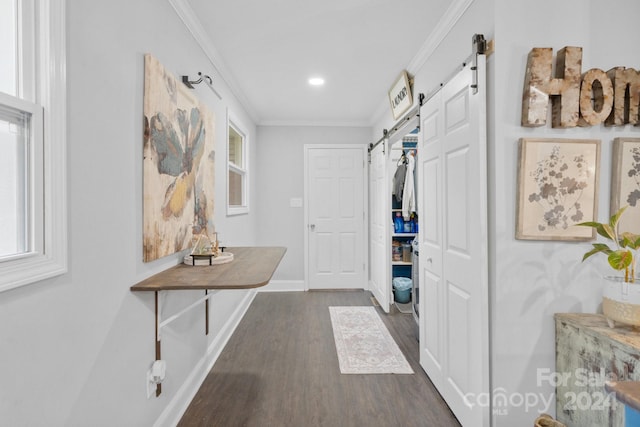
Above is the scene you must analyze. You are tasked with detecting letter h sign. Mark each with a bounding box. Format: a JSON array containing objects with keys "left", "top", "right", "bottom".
[
  {"left": 522, "top": 46, "right": 640, "bottom": 128},
  {"left": 522, "top": 47, "right": 582, "bottom": 128}
]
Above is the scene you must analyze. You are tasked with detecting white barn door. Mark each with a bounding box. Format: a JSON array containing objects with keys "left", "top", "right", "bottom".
[
  {"left": 305, "top": 145, "right": 367, "bottom": 290},
  {"left": 418, "top": 56, "right": 489, "bottom": 427},
  {"left": 368, "top": 142, "right": 390, "bottom": 312}
]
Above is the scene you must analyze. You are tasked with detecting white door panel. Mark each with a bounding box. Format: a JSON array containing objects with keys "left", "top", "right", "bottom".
[
  {"left": 418, "top": 56, "right": 489, "bottom": 427},
  {"left": 422, "top": 268, "right": 443, "bottom": 381},
  {"left": 368, "top": 143, "right": 390, "bottom": 312},
  {"left": 447, "top": 281, "right": 471, "bottom": 389},
  {"left": 419, "top": 89, "right": 445, "bottom": 387},
  {"left": 445, "top": 147, "right": 470, "bottom": 254},
  {"left": 444, "top": 85, "right": 470, "bottom": 131},
  {"left": 306, "top": 146, "right": 366, "bottom": 290}
]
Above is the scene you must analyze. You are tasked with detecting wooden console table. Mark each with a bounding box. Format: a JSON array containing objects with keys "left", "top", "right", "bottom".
[
  {"left": 555, "top": 313, "right": 640, "bottom": 427},
  {"left": 131, "top": 246, "right": 286, "bottom": 396},
  {"left": 605, "top": 381, "right": 640, "bottom": 427}
]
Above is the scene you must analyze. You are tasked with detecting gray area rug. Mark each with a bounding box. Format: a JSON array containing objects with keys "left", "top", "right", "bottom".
[{"left": 329, "top": 306, "right": 414, "bottom": 374}]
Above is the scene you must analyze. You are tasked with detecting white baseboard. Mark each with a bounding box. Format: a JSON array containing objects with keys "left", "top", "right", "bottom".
[
  {"left": 258, "top": 279, "right": 305, "bottom": 292},
  {"left": 154, "top": 289, "right": 257, "bottom": 427}
]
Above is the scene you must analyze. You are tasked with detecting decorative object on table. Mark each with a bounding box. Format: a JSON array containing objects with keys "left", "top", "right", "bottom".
[
  {"left": 183, "top": 232, "right": 233, "bottom": 266},
  {"left": 611, "top": 137, "right": 640, "bottom": 234},
  {"left": 142, "top": 53, "right": 216, "bottom": 262},
  {"left": 516, "top": 138, "right": 600, "bottom": 241},
  {"left": 191, "top": 233, "right": 214, "bottom": 256},
  {"left": 578, "top": 206, "right": 640, "bottom": 327},
  {"left": 183, "top": 252, "right": 233, "bottom": 266}
]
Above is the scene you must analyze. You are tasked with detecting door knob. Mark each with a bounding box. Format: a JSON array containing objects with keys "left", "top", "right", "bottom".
[{"left": 309, "top": 224, "right": 316, "bottom": 231}]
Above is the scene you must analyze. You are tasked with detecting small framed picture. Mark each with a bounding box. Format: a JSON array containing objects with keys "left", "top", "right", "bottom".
[
  {"left": 611, "top": 137, "right": 640, "bottom": 234},
  {"left": 516, "top": 138, "right": 601, "bottom": 241}
]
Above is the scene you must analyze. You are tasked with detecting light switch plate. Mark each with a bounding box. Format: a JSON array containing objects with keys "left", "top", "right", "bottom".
[{"left": 290, "top": 198, "right": 303, "bottom": 208}]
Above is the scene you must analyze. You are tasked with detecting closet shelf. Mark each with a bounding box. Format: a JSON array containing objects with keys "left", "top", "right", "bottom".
[
  {"left": 392, "top": 261, "right": 413, "bottom": 266},
  {"left": 392, "top": 233, "right": 417, "bottom": 237}
]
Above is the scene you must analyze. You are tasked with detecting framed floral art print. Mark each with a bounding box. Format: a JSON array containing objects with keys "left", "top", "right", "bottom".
[
  {"left": 516, "top": 138, "right": 601, "bottom": 241},
  {"left": 611, "top": 137, "right": 640, "bottom": 234}
]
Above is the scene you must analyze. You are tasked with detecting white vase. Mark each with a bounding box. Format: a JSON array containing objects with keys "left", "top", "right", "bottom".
[{"left": 602, "top": 276, "right": 640, "bottom": 328}]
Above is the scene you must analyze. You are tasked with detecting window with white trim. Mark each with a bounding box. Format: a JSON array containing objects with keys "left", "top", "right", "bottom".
[
  {"left": 0, "top": 0, "right": 67, "bottom": 292},
  {"left": 227, "top": 114, "right": 249, "bottom": 215}
]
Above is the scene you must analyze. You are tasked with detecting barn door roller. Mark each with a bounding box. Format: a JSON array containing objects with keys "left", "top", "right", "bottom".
[{"left": 471, "top": 33, "right": 486, "bottom": 94}]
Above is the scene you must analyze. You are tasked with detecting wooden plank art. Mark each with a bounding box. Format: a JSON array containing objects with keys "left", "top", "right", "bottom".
[
  {"left": 522, "top": 47, "right": 640, "bottom": 128},
  {"left": 522, "top": 47, "right": 582, "bottom": 128},
  {"left": 580, "top": 68, "right": 614, "bottom": 126},
  {"left": 143, "top": 54, "right": 216, "bottom": 262},
  {"left": 608, "top": 67, "right": 640, "bottom": 126}
]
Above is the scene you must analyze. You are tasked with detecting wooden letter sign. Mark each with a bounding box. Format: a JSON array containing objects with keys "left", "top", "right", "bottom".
[
  {"left": 388, "top": 71, "right": 413, "bottom": 120},
  {"left": 522, "top": 47, "right": 640, "bottom": 128}
]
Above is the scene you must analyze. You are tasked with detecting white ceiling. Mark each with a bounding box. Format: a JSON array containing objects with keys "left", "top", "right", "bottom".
[{"left": 186, "top": 0, "right": 451, "bottom": 126}]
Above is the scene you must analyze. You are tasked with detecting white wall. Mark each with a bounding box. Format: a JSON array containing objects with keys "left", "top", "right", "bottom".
[
  {"left": 255, "top": 126, "right": 371, "bottom": 287},
  {"left": 371, "top": 0, "right": 640, "bottom": 426},
  {"left": 4, "top": 0, "right": 638, "bottom": 425},
  {"left": 0, "top": 1, "right": 260, "bottom": 425},
  {"left": 369, "top": 0, "right": 640, "bottom": 425},
  {"left": 492, "top": 0, "right": 640, "bottom": 425}
]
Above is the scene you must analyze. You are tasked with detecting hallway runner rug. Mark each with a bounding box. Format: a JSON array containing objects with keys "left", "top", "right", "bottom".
[{"left": 329, "top": 306, "right": 414, "bottom": 374}]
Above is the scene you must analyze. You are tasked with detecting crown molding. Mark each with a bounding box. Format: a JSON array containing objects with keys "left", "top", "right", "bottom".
[
  {"left": 368, "top": 0, "right": 475, "bottom": 126},
  {"left": 167, "top": 0, "right": 260, "bottom": 124},
  {"left": 258, "top": 119, "right": 371, "bottom": 128},
  {"left": 169, "top": 0, "right": 474, "bottom": 129},
  {"left": 407, "top": 0, "right": 475, "bottom": 74}
]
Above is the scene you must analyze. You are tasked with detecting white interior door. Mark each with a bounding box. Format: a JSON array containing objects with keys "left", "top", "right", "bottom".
[
  {"left": 418, "top": 56, "right": 489, "bottom": 427},
  {"left": 368, "top": 142, "right": 390, "bottom": 312},
  {"left": 305, "top": 145, "right": 366, "bottom": 290}
]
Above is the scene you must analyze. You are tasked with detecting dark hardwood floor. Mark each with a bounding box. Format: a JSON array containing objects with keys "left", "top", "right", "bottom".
[{"left": 178, "top": 290, "right": 461, "bottom": 427}]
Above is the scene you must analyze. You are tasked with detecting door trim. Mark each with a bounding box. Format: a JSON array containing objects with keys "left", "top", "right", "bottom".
[{"left": 303, "top": 144, "right": 369, "bottom": 291}]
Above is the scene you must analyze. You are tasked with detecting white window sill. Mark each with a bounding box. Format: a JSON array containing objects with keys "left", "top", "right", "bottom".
[{"left": 227, "top": 206, "right": 249, "bottom": 216}]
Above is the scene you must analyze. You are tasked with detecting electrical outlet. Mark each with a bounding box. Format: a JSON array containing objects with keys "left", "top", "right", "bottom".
[
  {"left": 146, "top": 369, "right": 155, "bottom": 399},
  {"left": 146, "top": 360, "right": 166, "bottom": 398}
]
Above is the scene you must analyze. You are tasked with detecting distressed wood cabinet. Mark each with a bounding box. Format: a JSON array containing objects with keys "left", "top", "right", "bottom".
[{"left": 555, "top": 313, "right": 640, "bottom": 427}]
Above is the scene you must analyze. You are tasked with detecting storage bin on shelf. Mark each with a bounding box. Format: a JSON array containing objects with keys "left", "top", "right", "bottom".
[
  {"left": 392, "top": 240, "right": 402, "bottom": 261},
  {"left": 401, "top": 242, "right": 411, "bottom": 262}
]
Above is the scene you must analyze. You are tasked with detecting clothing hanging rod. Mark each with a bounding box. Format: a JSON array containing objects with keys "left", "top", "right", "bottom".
[{"left": 391, "top": 146, "right": 419, "bottom": 150}]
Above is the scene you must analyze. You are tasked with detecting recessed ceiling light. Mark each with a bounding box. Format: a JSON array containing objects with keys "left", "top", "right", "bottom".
[{"left": 308, "top": 77, "right": 325, "bottom": 86}]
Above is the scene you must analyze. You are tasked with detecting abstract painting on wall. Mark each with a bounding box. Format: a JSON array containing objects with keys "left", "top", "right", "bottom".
[{"left": 143, "top": 54, "right": 215, "bottom": 262}]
